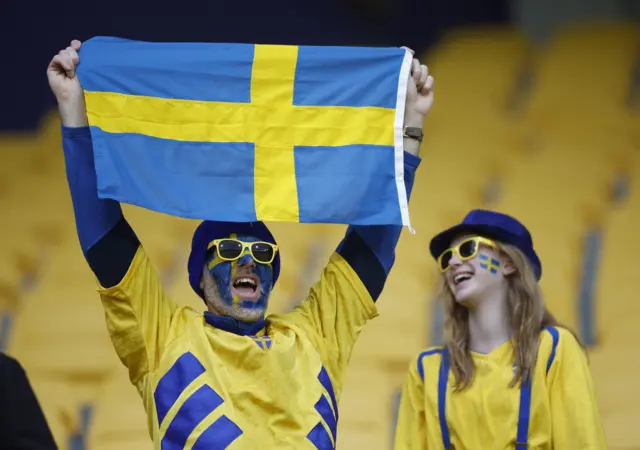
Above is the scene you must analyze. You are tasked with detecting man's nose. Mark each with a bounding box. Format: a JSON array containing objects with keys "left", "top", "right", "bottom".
[{"left": 237, "top": 253, "right": 256, "bottom": 268}]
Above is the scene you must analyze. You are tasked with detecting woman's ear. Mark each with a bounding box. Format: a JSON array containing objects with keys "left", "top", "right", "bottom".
[{"left": 501, "top": 257, "right": 517, "bottom": 277}]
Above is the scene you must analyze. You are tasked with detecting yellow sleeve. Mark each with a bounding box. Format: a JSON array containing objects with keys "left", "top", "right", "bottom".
[
  {"left": 548, "top": 329, "right": 607, "bottom": 449},
  {"left": 394, "top": 355, "right": 428, "bottom": 450},
  {"left": 284, "top": 252, "right": 378, "bottom": 389},
  {"left": 97, "top": 246, "right": 180, "bottom": 384}
]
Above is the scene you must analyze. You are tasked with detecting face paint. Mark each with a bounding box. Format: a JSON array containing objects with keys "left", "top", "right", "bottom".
[
  {"left": 206, "top": 234, "right": 274, "bottom": 313},
  {"left": 479, "top": 254, "right": 501, "bottom": 274},
  {"left": 238, "top": 252, "right": 273, "bottom": 310}
]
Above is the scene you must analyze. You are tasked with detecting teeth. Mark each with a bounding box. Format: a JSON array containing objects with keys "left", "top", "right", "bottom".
[
  {"left": 454, "top": 273, "right": 472, "bottom": 284},
  {"left": 235, "top": 277, "right": 256, "bottom": 286}
]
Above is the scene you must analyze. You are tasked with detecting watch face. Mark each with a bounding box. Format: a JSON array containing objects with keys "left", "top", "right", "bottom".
[{"left": 405, "top": 128, "right": 423, "bottom": 141}]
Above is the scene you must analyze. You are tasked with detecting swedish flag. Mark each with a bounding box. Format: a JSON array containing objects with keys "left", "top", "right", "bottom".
[{"left": 77, "top": 37, "right": 414, "bottom": 227}]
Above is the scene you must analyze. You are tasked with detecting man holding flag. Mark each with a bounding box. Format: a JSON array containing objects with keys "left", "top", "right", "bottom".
[{"left": 48, "top": 39, "right": 434, "bottom": 449}]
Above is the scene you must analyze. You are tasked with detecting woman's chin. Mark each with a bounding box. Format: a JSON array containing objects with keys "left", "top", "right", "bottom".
[{"left": 454, "top": 285, "right": 476, "bottom": 306}]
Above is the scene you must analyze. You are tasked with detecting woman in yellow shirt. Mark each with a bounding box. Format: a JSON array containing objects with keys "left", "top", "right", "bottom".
[{"left": 394, "top": 209, "right": 606, "bottom": 449}]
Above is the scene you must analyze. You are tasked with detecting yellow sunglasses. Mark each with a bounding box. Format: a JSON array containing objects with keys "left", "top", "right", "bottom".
[
  {"left": 437, "top": 236, "right": 497, "bottom": 272},
  {"left": 207, "top": 238, "right": 278, "bottom": 265}
]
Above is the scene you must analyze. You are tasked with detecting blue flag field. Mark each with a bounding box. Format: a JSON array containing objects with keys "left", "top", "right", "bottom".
[{"left": 76, "top": 36, "right": 414, "bottom": 227}]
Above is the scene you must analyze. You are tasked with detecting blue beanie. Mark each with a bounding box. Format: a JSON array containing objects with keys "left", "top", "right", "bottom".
[{"left": 187, "top": 220, "right": 280, "bottom": 299}]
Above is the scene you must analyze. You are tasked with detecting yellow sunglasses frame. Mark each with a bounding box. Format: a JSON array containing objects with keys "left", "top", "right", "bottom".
[
  {"left": 207, "top": 238, "right": 279, "bottom": 265},
  {"left": 437, "top": 236, "right": 497, "bottom": 273}
]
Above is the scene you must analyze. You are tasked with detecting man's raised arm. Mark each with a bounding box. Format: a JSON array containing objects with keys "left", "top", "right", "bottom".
[
  {"left": 285, "top": 52, "right": 434, "bottom": 385},
  {"left": 48, "top": 40, "right": 177, "bottom": 384},
  {"left": 336, "top": 50, "right": 433, "bottom": 301},
  {"left": 48, "top": 40, "right": 140, "bottom": 287}
]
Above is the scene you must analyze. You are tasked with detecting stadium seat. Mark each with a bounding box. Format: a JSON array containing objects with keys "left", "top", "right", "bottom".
[
  {"left": 526, "top": 23, "right": 638, "bottom": 121},
  {"left": 1, "top": 23, "right": 637, "bottom": 450},
  {"left": 426, "top": 26, "right": 531, "bottom": 119},
  {"left": 589, "top": 346, "right": 640, "bottom": 448},
  {"left": 26, "top": 374, "right": 101, "bottom": 450},
  {"left": 594, "top": 157, "right": 640, "bottom": 346},
  {"left": 336, "top": 364, "right": 397, "bottom": 449},
  {"left": 88, "top": 371, "right": 152, "bottom": 450},
  {"left": 8, "top": 284, "right": 120, "bottom": 378}
]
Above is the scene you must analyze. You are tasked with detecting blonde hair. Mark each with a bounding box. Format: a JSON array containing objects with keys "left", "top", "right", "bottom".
[{"left": 439, "top": 241, "right": 583, "bottom": 391}]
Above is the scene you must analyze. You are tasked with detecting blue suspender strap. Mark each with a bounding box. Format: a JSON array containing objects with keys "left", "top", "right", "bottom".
[
  {"left": 515, "top": 326, "right": 561, "bottom": 449},
  {"left": 438, "top": 348, "right": 452, "bottom": 449},
  {"left": 438, "top": 329, "right": 561, "bottom": 450},
  {"left": 515, "top": 375, "right": 532, "bottom": 449},
  {"left": 544, "top": 326, "right": 560, "bottom": 375}
]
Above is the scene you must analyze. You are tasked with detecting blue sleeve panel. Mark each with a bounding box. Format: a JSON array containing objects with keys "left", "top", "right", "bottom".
[
  {"left": 62, "top": 126, "right": 123, "bottom": 254},
  {"left": 336, "top": 152, "right": 421, "bottom": 301},
  {"left": 62, "top": 126, "right": 140, "bottom": 287}
]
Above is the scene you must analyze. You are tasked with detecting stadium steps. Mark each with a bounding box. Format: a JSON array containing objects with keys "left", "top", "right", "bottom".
[
  {"left": 491, "top": 135, "right": 624, "bottom": 329},
  {"left": 336, "top": 364, "right": 397, "bottom": 449},
  {"left": 8, "top": 295, "right": 118, "bottom": 378},
  {"left": 594, "top": 159, "right": 640, "bottom": 346},
  {"left": 7, "top": 241, "right": 120, "bottom": 379},
  {"left": 589, "top": 346, "right": 640, "bottom": 448},
  {"left": 419, "top": 27, "right": 530, "bottom": 209},
  {"left": 525, "top": 23, "right": 639, "bottom": 122},
  {"left": 426, "top": 26, "right": 531, "bottom": 119},
  {"left": 88, "top": 371, "right": 153, "bottom": 450},
  {"left": 26, "top": 376, "right": 97, "bottom": 450}
]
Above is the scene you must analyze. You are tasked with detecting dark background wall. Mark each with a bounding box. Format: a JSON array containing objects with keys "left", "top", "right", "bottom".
[{"left": 1, "top": 0, "right": 510, "bottom": 131}]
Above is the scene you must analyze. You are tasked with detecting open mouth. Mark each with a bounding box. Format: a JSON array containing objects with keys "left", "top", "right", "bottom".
[
  {"left": 453, "top": 272, "right": 473, "bottom": 286},
  {"left": 231, "top": 275, "right": 260, "bottom": 301}
]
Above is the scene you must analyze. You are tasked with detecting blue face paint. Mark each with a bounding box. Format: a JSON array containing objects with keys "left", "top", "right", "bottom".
[
  {"left": 206, "top": 234, "right": 274, "bottom": 312},
  {"left": 478, "top": 254, "right": 501, "bottom": 274}
]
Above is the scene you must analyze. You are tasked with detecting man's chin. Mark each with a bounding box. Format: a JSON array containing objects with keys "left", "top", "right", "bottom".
[
  {"left": 207, "top": 297, "right": 266, "bottom": 323},
  {"left": 230, "top": 306, "right": 266, "bottom": 323}
]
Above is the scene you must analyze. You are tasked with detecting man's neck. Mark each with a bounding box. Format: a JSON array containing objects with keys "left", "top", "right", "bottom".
[
  {"left": 467, "top": 292, "right": 511, "bottom": 354},
  {"left": 204, "top": 311, "right": 266, "bottom": 336}
]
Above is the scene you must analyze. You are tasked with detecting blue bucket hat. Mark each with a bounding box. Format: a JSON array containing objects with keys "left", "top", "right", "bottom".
[
  {"left": 187, "top": 220, "right": 281, "bottom": 299},
  {"left": 429, "top": 209, "right": 542, "bottom": 280}
]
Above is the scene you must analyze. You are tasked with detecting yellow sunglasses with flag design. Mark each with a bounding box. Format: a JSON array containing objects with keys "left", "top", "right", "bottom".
[
  {"left": 437, "top": 236, "right": 497, "bottom": 272},
  {"left": 207, "top": 238, "right": 279, "bottom": 265}
]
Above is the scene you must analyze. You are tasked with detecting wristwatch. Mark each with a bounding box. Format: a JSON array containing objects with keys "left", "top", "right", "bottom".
[{"left": 403, "top": 127, "right": 423, "bottom": 142}]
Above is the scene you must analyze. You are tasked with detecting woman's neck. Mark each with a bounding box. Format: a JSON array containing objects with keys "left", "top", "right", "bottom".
[{"left": 467, "top": 292, "right": 511, "bottom": 354}]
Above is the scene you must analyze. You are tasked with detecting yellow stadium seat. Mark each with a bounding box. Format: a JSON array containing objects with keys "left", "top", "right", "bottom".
[
  {"left": 490, "top": 125, "right": 635, "bottom": 328},
  {"left": 526, "top": 23, "right": 637, "bottom": 121},
  {"left": 8, "top": 288, "right": 120, "bottom": 378},
  {"left": 0, "top": 132, "right": 48, "bottom": 186},
  {"left": 335, "top": 365, "right": 395, "bottom": 448},
  {"left": 427, "top": 26, "right": 530, "bottom": 120},
  {"left": 88, "top": 371, "right": 152, "bottom": 450},
  {"left": 594, "top": 162, "right": 640, "bottom": 345},
  {"left": 589, "top": 346, "right": 640, "bottom": 447},
  {"left": 26, "top": 375, "right": 101, "bottom": 450}
]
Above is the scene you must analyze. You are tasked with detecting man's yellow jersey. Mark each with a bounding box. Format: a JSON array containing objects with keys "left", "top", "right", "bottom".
[{"left": 100, "top": 246, "right": 376, "bottom": 449}]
